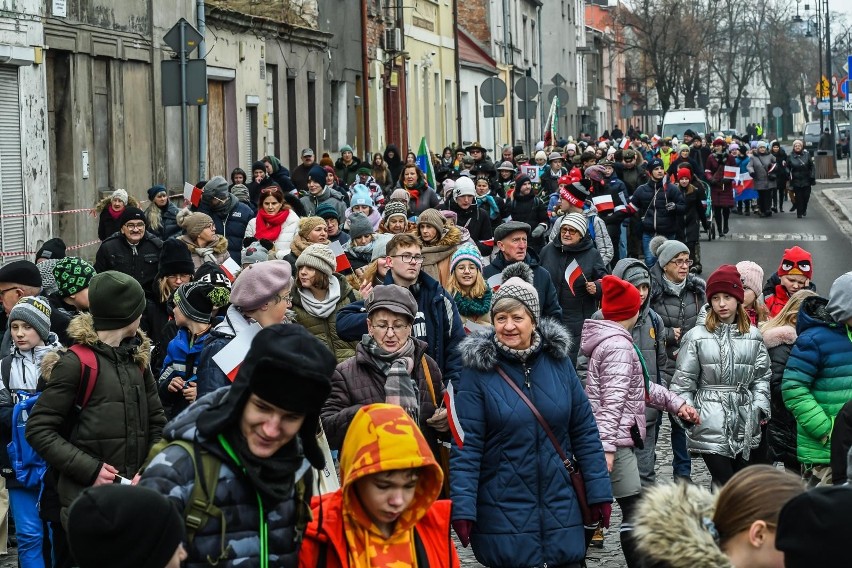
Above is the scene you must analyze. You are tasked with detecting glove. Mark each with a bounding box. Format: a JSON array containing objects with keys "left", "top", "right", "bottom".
[
  {"left": 531, "top": 223, "right": 548, "bottom": 238},
  {"left": 589, "top": 502, "right": 613, "bottom": 529},
  {"left": 665, "top": 202, "right": 676, "bottom": 211},
  {"left": 452, "top": 519, "right": 473, "bottom": 547}
]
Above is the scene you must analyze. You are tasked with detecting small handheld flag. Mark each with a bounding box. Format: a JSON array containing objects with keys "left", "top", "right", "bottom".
[
  {"left": 220, "top": 257, "right": 242, "bottom": 282},
  {"left": 183, "top": 182, "right": 203, "bottom": 207},
  {"left": 592, "top": 194, "right": 615, "bottom": 213},
  {"left": 565, "top": 259, "right": 584, "bottom": 295},
  {"left": 487, "top": 273, "right": 503, "bottom": 290},
  {"left": 444, "top": 381, "right": 464, "bottom": 448},
  {"left": 328, "top": 240, "right": 353, "bottom": 275},
  {"left": 723, "top": 166, "right": 739, "bottom": 180},
  {"left": 213, "top": 323, "right": 262, "bottom": 381}
]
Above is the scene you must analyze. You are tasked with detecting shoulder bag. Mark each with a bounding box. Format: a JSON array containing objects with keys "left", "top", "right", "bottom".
[{"left": 494, "top": 365, "right": 593, "bottom": 525}]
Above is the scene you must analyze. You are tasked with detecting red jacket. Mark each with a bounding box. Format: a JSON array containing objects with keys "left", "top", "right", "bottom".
[
  {"left": 298, "top": 493, "right": 459, "bottom": 568},
  {"left": 765, "top": 284, "right": 790, "bottom": 317}
]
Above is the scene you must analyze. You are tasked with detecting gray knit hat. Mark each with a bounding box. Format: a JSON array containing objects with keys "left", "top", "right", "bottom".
[
  {"left": 348, "top": 213, "right": 374, "bottom": 241},
  {"left": 417, "top": 209, "right": 445, "bottom": 235},
  {"left": 490, "top": 263, "right": 540, "bottom": 322},
  {"left": 614, "top": 258, "right": 650, "bottom": 290},
  {"left": 371, "top": 234, "right": 394, "bottom": 262},
  {"left": 242, "top": 241, "right": 270, "bottom": 265},
  {"left": 8, "top": 296, "right": 52, "bottom": 342},
  {"left": 295, "top": 243, "right": 336, "bottom": 277},
  {"left": 649, "top": 236, "right": 690, "bottom": 267}
]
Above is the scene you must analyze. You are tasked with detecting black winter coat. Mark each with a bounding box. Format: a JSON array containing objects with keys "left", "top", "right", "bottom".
[
  {"left": 539, "top": 167, "right": 566, "bottom": 198},
  {"left": 504, "top": 191, "right": 549, "bottom": 251},
  {"left": 788, "top": 149, "right": 815, "bottom": 190},
  {"left": 483, "top": 251, "right": 562, "bottom": 321},
  {"left": 629, "top": 179, "right": 686, "bottom": 235},
  {"left": 762, "top": 325, "right": 798, "bottom": 467},
  {"left": 94, "top": 232, "right": 163, "bottom": 295},
  {"left": 679, "top": 183, "right": 708, "bottom": 243},
  {"left": 446, "top": 201, "right": 493, "bottom": 256}
]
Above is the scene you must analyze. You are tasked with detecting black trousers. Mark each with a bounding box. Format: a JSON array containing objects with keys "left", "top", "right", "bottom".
[
  {"left": 794, "top": 186, "right": 812, "bottom": 216},
  {"left": 757, "top": 190, "right": 773, "bottom": 214},
  {"left": 702, "top": 452, "right": 751, "bottom": 487}
]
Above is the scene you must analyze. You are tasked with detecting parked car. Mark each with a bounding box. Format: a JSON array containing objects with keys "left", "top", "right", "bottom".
[
  {"left": 838, "top": 122, "right": 850, "bottom": 158},
  {"left": 802, "top": 120, "right": 841, "bottom": 155}
]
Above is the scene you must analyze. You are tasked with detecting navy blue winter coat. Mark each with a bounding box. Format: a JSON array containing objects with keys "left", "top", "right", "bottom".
[
  {"left": 196, "top": 195, "right": 253, "bottom": 263},
  {"left": 336, "top": 271, "right": 466, "bottom": 386},
  {"left": 483, "top": 250, "right": 562, "bottom": 321},
  {"left": 450, "top": 319, "right": 611, "bottom": 567},
  {"left": 629, "top": 178, "right": 685, "bottom": 235}
]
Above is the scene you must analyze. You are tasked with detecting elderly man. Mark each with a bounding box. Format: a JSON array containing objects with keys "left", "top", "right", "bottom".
[
  {"left": 482, "top": 221, "right": 562, "bottom": 321},
  {"left": 94, "top": 207, "right": 163, "bottom": 296}
]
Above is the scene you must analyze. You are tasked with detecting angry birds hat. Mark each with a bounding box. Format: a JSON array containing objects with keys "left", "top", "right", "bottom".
[{"left": 778, "top": 246, "right": 812, "bottom": 280}]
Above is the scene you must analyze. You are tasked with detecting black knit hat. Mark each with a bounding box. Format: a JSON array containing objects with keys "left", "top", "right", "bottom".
[
  {"left": 35, "top": 238, "right": 67, "bottom": 261},
  {"left": 147, "top": 184, "right": 167, "bottom": 201},
  {"left": 194, "top": 262, "right": 232, "bottom": 291},
  {"left": 118, "top": 207, "right": 147, "bottom": 228},
  {"left": 67, "top": 485, "right": 185, "bottom": 568},
  {"left": 157, "top": 238, "right": 194, "bottom": 279},
  {"left": 173, "top": 281, "right": 217, "bottom": 324},
  {"left": 0, "top": 260, "right": 42, "bottom": 288}
]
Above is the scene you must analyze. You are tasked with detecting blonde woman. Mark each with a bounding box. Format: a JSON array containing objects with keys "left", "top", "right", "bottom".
[
  {"left": 445, "top": 244, "right": 492, "bottom": 328},
  {"left": 759, "top": 289, "right": 818, "bottom": 472}
]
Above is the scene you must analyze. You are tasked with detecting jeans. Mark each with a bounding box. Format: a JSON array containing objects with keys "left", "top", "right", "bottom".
[
  {"left": 9, "top": 487, "right": 45, "bottom": 568},
  {"left": 642, "top": 232, "right": 676, "bottom": 267},
  {"left": 635, "top": 415, "right": 658, "bottom": 486},
  {"left": 669, "top": 413, "right": 691, "bottom": 478}
]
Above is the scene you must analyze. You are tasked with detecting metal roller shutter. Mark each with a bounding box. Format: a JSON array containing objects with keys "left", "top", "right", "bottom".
[{"left": 0, "top": 66, "right": 26, "bottom": 263}]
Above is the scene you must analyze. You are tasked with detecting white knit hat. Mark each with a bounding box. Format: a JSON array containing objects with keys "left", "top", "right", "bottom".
[{"left": 560, "top": 212, "right": 587, "bottom": 238}]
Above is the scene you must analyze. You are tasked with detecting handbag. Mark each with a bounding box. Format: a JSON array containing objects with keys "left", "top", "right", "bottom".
[{"left": 494, "top": 365, "right": 594, "bottom": 526}]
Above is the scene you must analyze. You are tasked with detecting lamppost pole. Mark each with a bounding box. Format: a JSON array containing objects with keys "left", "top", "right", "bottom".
[{"left": 825, "top": 0, "right": 836, "bottom": 172}]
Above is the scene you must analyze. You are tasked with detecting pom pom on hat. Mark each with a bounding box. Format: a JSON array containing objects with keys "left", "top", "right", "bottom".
[
  {"left": 650, "top": 236, "right": 690, "bottom": 267},
  {"left": 490, "top": 262, "right": 539, "bottom": 322},
  {"left": 177, "top": 208, "right": 214, "bottom": 239},
  {"left": 450, "top": 244, "right": 484, "bottom": 273}
]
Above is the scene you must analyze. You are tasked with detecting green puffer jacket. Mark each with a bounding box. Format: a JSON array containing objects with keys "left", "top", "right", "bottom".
[
  {"left": 782, "top": 296, "right": 852, "bottom": 465},
  {"left": 292, "top": 274, "right": 360, "bottom": 362},
  {"left": 26, "top": 313, "right": 166, "bottom": 522}
]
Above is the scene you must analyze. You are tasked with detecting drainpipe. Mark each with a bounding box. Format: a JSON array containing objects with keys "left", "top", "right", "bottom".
[
  {"left": 361, "top": 0, "right": 372, "bottom": 156},
  {"left": 453, "top": 0, "right": 462, "bottom": 145},
  {"left": 197, "top": 0, "right": 207, "bottom": 180}
]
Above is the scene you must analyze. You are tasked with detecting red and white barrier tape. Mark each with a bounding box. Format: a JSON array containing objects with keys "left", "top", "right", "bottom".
[
  {"left": 0, "top": 207, "right": 96, "bottom": 219},
  {"left": 0, "top": 239, "right": 100, "bottom": 257}
]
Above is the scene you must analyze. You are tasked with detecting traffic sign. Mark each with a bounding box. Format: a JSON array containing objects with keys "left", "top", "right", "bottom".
[
  {"left": 551, "top": 73, "right": 567, "bottom": 87},
  {"left": 841, "top": 79, "right": 849, "bottom": 99},
  {"left": 817, "top": 101, "right": 831, "bottom": 110},
  {"left": 772, "top": 106, "right": 783, "bottom": 118},
  {"left": 484, "top": 105, "right": 505, "bottom": 118},
  {"left": 515, "top": 77, "right": 539, "bottom": 101},
  {"left": 547, "top": 87, "right": 569, "bottom": 115},
  {"left": 516, "top": 100, "right": 538, "bottom": 119},
  {"left": 844, "top": 101, "right": 852, "bottom": 111},
  {"left": 163, "top": 18, "right": 203, "bottom": 54},
  {"left": 816, "top": 76, "right": 831, "bottom": 98},
  {"left": 741, "top": 97, "right": 751, "bottom": 109},
  {"left": 480, "top": 77, "right": 507, "bottom": 104}
]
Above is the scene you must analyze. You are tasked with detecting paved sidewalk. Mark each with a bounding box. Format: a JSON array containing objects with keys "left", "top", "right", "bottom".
[{"left": 818, "top": 185, "right": 852, "bottom": 237}]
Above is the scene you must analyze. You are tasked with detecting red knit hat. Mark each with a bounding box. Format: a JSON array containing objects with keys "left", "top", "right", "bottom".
[
  {"left": 706, "top": 264, "right": 744, "bottom": 304},
  {"left": 601, "top": 275, "right": 641, "bottom": 321},
  {"left": 778, "top": 246, "right": 813, "bottom": 280},
  {"left": 677, "top": 167, "right": 692, "bottom": 180}
]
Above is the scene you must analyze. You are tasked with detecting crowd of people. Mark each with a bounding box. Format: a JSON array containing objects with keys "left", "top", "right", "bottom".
[{"left": 0, "top": 130, "right": 847, "bottom": 568}]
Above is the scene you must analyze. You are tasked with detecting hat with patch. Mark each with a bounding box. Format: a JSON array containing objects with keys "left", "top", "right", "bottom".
[
  {"left": 8, "top": 296, "right": 52, "bottom": 342},
  {"left": 242, "top": 241, "right": 270, "bottom": 265},
  {"left": 53, "top": 257, "right": 97, "bottom": 299},
  {"left": 35, "top": 238, "right": 67, "bottom": 262}
]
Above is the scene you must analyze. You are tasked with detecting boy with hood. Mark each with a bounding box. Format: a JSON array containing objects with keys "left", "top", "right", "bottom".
[
  {"left": 300, "top": 403, "right": 459, "bottom": 567},
  {"left": 140, "top": 324, "right": 335, "bottom": 568}
]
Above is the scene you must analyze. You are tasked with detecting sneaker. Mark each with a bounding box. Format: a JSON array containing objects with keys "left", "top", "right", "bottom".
[{"left": 590, "top": 525, "right": 605, "bottom": 549}]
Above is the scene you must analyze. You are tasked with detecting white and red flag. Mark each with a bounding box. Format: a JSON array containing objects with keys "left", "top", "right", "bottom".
[
  {"left": 444, "top": 381, "right": 465, "bottom": 448},
  {"left": 565, "top": 259, "right": 584, "bottom": 295},
  {"left": 220, "top": 257, "right": 241, "bottom": 282},
  {"left": 723, "top": 166, "right": 739, "bottom": 180},
  {"left": 592, "top": 194, "right": 614, "bottom": 213},
  {"left": 328, "top": 240, "right": 353, "bottom": 274},
  {"left": 213, "top": 323, "right": 262, "bottom": 382},
  {"left": 183, "top": 182, "right": 203, "bottom": 207}
]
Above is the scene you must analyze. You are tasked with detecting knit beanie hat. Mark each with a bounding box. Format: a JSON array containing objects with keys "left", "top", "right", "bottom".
[
  {"left": 365, "top": 284, "right": 418, "bottom": 321},
  {"left": 677, "top": 167, "right": 692, "bottom": 180},
  {"left": 111, "top": 188, "right": 128, "bottom": 205},
  {"left": 194, "top": 263, "right": 233, "bottom": 291},
  {"left": 315, "top": 202, "right": 340, "bottom": 221},
  {"left": 230, "top": 183, "right": 250, "bottom": 204},
  {"left": 308, "top": 164, "right": 327, "bottom": 186},
  {"left": 390, "top": 188, "right": 410, "bottom": 202},
  {"left": 298, "top": 216, "right": 328, "bottom": 239},
  {"left": 67, "top": 485, "right": 185, "bottom": 568},
  {"left": 736, "top": 261, "right": 764, "bottom": 301},
  {"left": 601, "top": 275, "right": 641, "bottom": 321},
  {"left": 350, "top": 187, "right": 374, "bottom": 209},
  {"left": 453, "top": 176, "right": 476, "bottom": 199},
  {"left": 242, "top": 241, "right": 270, "bottom": 265},
  {"left": 202, "top": 176, "right": 230, "bottom": 202},
  {"left": 157, "top": 239, "right": 195, "bottom": 279},
  {"left": 35, "top": 238, "right": 67, "bottom": 261},
  {"left": 38, "top": 259, "right": 59, "bottom": 297},
  {"left": 118, "top": 207, "right": 146, "bottom": 228},
  {"left": 615, "top": 259, "right": 651, "bottom": 290},
  {"left": 441, "top": 210, "right": 458, "bottom": 225},
  {"left": 177, "top": 208, "right": 214, "bottom": 239},
  {"left": 778, "top": 246, "right": 813, "bottom": 280},
  {"left": 173, "top": 281, "right": 217, "bottom": 324},
  {"left": 8, "top": 296, "right": 52, "bottom": 342},
  {"left": 383, "top": 201, "right": 409, "bottom": 223},
  {"left": 87, "top": 271, "right": 146, "bottom": 331},
  {"left": 230, "top": 260, "right": 292, "bottom": 311},
  {"left": 826, "top": 271, "right": 852, "bottom": 324},
  {"left": 776, "top": 486, "right": 852, "bottom": 568},
  {"left": 560, "top": 212, "right": 588, "bottom": 238},
  {"left": 348, "top": 213, "right": 374, "bottom": 241},
  {"left": 491, "top": 263, "right": 540, "bottom": 322},
  {"left": 706, "top": 264, "right": 744, "bottom": 304},
  {"left": 53, "top": 257, "right": 97, "bottom": 299},
  {"left": 295, "top": 243, "right": 336, "bottom": 277},
  {"left": 417, "top": 209, "right": 445, "bottom": 235},
  {"left": 559, "top": 181, "right": 589, "bottom": 208},
  {"left": 534, "top": 150, "right": 547, "bottom": 163},
  {"left": 450, "top": 243, "right": 484, "bottom": 273},
  {"left": 147, "top": 184, "right": 167, "bottom": 201},
  {"left": 0, "top": 260, "right": 42, "bottom": 288},
  {"left": 650, "top": 236, "right": 690, "bottom": 267}
]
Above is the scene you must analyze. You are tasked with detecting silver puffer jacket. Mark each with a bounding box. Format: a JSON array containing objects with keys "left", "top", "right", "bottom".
[{"left": 670, "top": 308, "right": 771, "bottom": 459}]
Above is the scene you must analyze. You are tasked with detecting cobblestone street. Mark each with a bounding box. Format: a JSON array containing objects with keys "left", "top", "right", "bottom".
[{"left": 456, "top": 419, "right": 712, "bottom": 567}]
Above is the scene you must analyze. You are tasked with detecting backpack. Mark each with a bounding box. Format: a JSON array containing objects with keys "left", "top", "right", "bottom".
[{"left": 0, "top": 344, "right": 99, "bottom": 488}]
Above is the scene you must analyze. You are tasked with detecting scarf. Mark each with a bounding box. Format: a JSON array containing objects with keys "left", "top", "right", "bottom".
[
  {"left": 107, "top": 206, "right": 124, "bottom": 220},
  {"left": 344, "top": 482, "right": 417, "bottom": 568},
  {"left": 255, "top": 208, "right": 290, "bottom": 241},
  {"left": 454, "top": 288, "right": 492, "bottom": 317},
  {"left": 476, "top": 194, "right": 500, "bottom": 220},
  {"left": 344, "top": 239, "right": 375, "bottom": 262},
  {"left": 298, "top": 276, "right": 341, "bottom": 319},
  {"left": 220, "top": 430, "right": 306, "bottom": 509},
  {"left": 494, "top": 331, "right": 541, "bottom": 363},
  {"left": 662, "top": 273, "right": 688, "bottom": 296},
  {"left": 405, "top": 178, "right": 426, "bottom": 204},
  {"left": 361, "top": 335, "right": 419, "bottom": 423},
  {"left": 193, "top": 236, "right": 222, "bottom": 264}
]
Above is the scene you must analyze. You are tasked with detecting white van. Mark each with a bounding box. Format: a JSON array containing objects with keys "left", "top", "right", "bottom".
[{"left": 661, "top": 109, "right": 710, "bottom": 140}]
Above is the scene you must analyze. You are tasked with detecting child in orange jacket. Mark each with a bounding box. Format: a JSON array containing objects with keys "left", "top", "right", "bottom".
[{"left": 299, "top": 403, "right": 459, "bottom": 568}]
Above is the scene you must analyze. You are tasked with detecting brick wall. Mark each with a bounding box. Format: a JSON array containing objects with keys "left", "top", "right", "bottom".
[{"left": 457, "top": 0, "right": 490, "bottom": 47}]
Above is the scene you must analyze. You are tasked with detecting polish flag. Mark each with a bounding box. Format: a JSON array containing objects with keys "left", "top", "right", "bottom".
[
  {"left": 220, "top": 257, "right": 242, "bottom": 282},
  {"left": 619, "top": 138, "right": 631, "bottom": 150},
  {"left": 183, "top": 182, "right": 203, "bottom": 207},
  {"left": 592, "top": 194, "right": 615, "bottom": 212},
  {"left": 463, "top": 320, "right": 490, "bottom": 335},
  {"left": 479, "top": 238, "right": 495, "bottom": 247},
  {"left": 444, "top": 381, "right": 464, "bottom": 448},
  {"left": 723, "top": 166, "right": 739, "bottom": 180},
  {"left": 213, "top": 322, "right": 262, "bottom": 382},
  {"left": 487, "top": 273, "right": 503, "bottom": 290},
  {"left": 564, "top": 259, "right": 584, "bottom": 295},
  {"left": 328, "top": 240, "right": 352, "bottom": 274}
]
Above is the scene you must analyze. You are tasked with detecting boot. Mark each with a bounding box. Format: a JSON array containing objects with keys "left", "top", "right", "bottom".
[{"left": 590, "top": 525, "right": 605, "bottom": 549}]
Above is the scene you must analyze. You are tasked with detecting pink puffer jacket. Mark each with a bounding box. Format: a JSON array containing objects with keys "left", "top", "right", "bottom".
[{"left": 581, "top": 319, "right": 686, "bottom": 452}]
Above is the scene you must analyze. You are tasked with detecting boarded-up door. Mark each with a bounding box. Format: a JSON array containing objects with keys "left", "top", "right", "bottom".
[
  {"left": 208, "top": 80, "right": 226, "bottom": 179},
  {"left": 0, "top": 66, "right": 26, "bottom": 262}
]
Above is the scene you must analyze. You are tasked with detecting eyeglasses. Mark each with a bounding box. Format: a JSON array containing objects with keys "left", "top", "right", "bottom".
[
  {"left": 166, "top": 274, "right": 192, "bottom": 282},
  {"left": 274, "top": 293, "right": 292, "bottom": 305},
  {"left": 0, "top": 286, "right": 20, "bottom": 297},
  {"left": 561, "top": 227, "right": 581, "bottom": 235},
  {"left": 371, "top": 323, "right": 411, "bottom": 335},
  {"left": 391, "top": 253, "right": 425, "bottom": 264},
  {"left": 124, "top": 222, "right": 145, "bottom": 230},
  {"left": 623, "top": 158, "right": 635, "bottom": 162},
  {"left": 669, "top": 259, "right": 694, "bottom": 267}
]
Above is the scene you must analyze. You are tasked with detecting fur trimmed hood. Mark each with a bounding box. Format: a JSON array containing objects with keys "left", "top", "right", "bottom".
[
  {"left": 95, "top": 194, "right": 140, "bottom": 213},
  {"left": 417, "top": 225, "right": 462, "bottom": 250},
  {"left": 633, "top": 483, "right": 732, "bottom": 568},
  {"left": 40, "top": 313, "right": 151, "bottom": 381},
  {"left": 761, "top": 324, "right": 797, "bottom": 349},
  {"left": 457, "top": 317, "right": 572, "bottom": 371}
]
